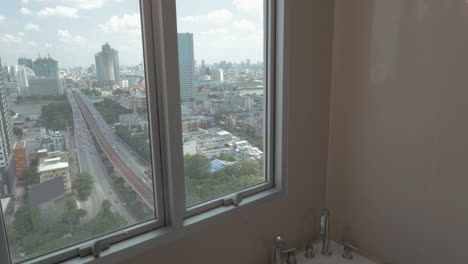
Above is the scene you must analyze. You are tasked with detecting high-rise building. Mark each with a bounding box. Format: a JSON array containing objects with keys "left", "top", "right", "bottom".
[
  {"left": 0, "top": 58, "right": 16, "bottom": 196},
  {"left": 211, "top": 69, "right": 224, "bottom": 83},
  {"left": 33, "top": 55, "right": 59, "bottom": 78},
  {"left": 177, "top": 33, "right": 195, "bottom": 102},
  {"left": 18, "top": 57, "right": 33, "bottom": 70},
  {"left": 28, "top": 78, "right": 64, "bottom": 96},
  {"left": 13, "top": 141, "right": 27, "bottom": 179},
  {"left": 95, "top": 43, "right": 120, "bottom": 83},
  {"left": 2, "top": 65, "right": 35, "bottom": 97},
  {"left": 0, "top": 59, "right": 15, "bottom": 163}
]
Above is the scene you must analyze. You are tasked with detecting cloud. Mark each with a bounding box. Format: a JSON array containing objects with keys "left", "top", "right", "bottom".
[
  {"left": 20, "top": 8, "right": 32, "bottom": 15},
  {"left": 25, "top": 24, "right": 41, "bottom": 31},
  {"left": 99, "top": 13, "right": 141, "bottom": 34},
  {"left": 233, "top": 0, "right": 263, "bottom": 11},
  {"left": 181, "top": 9, "right": 233, "bottom": 24},
  {"left": 57, "top": 29, "right": 85, "bottom": 43},
  {"left": 0, "top": 16, "right": 5, "bottom": 22},
  {"left": 28, "top": 41, "right": 38, "bottom": 48},
  {"left": 23, "top": 0, "right": 114, "bottom": 10},
  {"left": 201, "top": 28, "right": 230, "bottom": 36},
  {"left": 64, "top": 0, "right": 113, "bottom": 10},
  {"left": 38, "top": 6, "right": 79, "bottom": 18},
  {"left": 233, "top": 19, "right": 257, "bottom": 32},
  {"left": 0, "top": 32, "right": 25, "bottom": 44}
]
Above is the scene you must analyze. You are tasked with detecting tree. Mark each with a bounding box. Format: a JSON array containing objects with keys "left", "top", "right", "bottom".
[
  {"left": 94, "top": 99, "right": 131, "bottom": 124},
  {"left": 73, "top": 172, "right": 94, "bottom": 200},
  {"left": 22, "top": 167, "right": 39, "bottom": 185},
  {"left": 115, "top": 125, "right": 151, "bottom": 162},
  {"left": 212, "top": 113, "right": 226, "bottom": 125},
  {"left": 30, "top": 159, "right": 39, "bottom": 167},
  {"left": 63, "top": 198, "right": 87, "bottom": 226},
  {"left": 82, "top": 89, "right": 102, "bottom": 96},
  {"left": 13, "top": 205, "right": 41, "bottom": 236},
  {"left": 217, "top": 153, "right": 236, "bottom": 161},
  {"left": 184, "top": 154, "right": 211, "bottom": 179},
  {"left": 39, "top": 102, "right": 73, "bottom": 131},
  {"left": 215, "top": 161, "right": 261, "bottom": 178},
  {"left": 112, "top": 88, "right": 130, "bottom": 95},
  {"left": 102, "top": 200, "right": 112, "bottom": 215},
  {"left": 13, "top": 127, "right": 23, "bottom": 138}
]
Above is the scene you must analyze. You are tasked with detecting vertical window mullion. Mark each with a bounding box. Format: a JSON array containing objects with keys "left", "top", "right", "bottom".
[
  {"left": 265, "top": 0, "right": 276, "bottom": 188},
  {"left": 141, "top": 0, "right": 166, "bottom": 225},
  {"left": 274, "top": 0, "right": 287, "bottom": 190},
  {"left": 152, "top": 0, "right": 186, "bottom": 228},
  {"left": 0, "top": 207, "right": 11, "bottom": 264}
]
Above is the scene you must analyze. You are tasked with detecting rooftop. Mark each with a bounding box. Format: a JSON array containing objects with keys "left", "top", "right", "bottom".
[
  {"left": 216, "top": 131, "right": 232, "bottom": 136},
  {"left": 38, "top": 162, "right": 69, "bottom": 173},
  {"left": 14, "top": 141, "right": 26, "bottom": 149},
  {"left": 43, "top": 157, "right": 61, "bottom": 163},
  {"left": 28, "top": 176, "right": 65, "bottom": 206}
]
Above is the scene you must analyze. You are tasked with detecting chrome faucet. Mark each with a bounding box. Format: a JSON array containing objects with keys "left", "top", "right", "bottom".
[
  {"left": 320, "top": 209, "right": 332, "bottom": 256},
  {"left": 274, "top": 235, "right": 296, "bottom": 264}
]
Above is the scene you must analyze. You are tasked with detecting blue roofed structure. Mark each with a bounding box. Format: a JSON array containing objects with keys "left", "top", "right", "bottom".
[{"left": 210, "top": 159, "right": 227, "bottom": 173}]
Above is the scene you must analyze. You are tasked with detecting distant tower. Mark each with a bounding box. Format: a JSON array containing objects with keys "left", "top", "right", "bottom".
[
  {"left": 18, "top": 57, "right": 33, "bottom": 70},
  {"left": 33, "top": 55, "right": 59, "bottom": 78},
  {"left": 177, "top": 33, "right": 195, "bottom": 102},
  {"left": 95, "top": 43, "right": 120, "bottom": 82}
]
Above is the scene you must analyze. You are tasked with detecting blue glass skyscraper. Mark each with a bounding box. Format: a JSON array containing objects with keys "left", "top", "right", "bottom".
[{"left": 177, "top": 33, "right": 195, "bottom": 102}]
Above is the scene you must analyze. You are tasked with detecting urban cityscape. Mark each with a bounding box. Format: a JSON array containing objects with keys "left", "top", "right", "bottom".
[{"left": 0, "top": 32, "right": 265, "bottom": 263}]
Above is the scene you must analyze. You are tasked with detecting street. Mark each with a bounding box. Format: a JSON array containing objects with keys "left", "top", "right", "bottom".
[{"left": 67, "top": 91, "right": 137, "bottom": 224}]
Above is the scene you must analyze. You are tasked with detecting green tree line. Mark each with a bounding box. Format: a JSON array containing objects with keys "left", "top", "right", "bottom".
[
  {"left": 114, "top": 125, "right": 151, "bottom": 162},
  {"left": 39, "top": 102, "right": 73, "bottom": 131},
  {"left": 184, "top": 154, "right": 263, "bottom": 206},
  {"left": 94, "top": 99, "right": 131, "bottom": 124},
  {"left": 7, "top": 200, "right": 126, "bottom": 259}
]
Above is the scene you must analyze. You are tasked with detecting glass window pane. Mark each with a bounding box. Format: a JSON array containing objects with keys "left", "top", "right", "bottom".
[
  {"left": 0, "top": 1, "right": 156, "bottom": 262},
  {"left": 176, "top": 0, "right": 266, "bottom": 207}
]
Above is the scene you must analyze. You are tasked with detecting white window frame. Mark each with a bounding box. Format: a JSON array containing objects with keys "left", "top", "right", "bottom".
[
  {"left": 183, "top": 0, "right": 278, "bottom": 218},
  {"left": 0, "top": 0, "right": 287, "bottom": 263}
]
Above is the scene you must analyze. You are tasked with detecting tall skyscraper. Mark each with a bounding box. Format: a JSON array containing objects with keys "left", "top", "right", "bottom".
[
  {"left": 177, "top": 33, "right": 195, "bottom": 102},
  {"left": 33, "top": 55, "right": 59, "bottom": 78},
  {"left": 18, "top": 57, "right": 33, "bottom": 70},
  {"left": 0, "top": 58, "right": 16, "bottom": 196},
  {"left": 95, "top": 43, "right": 120, "bottom": 83}
]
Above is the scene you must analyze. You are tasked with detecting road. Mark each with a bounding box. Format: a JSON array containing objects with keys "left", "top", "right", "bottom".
[
  {"left": 67, "top": 91, "right": 137, "bottom": 224},
  {"left": 78, "top": 94, "right": 153, "bottom": 187},
  {"left": 72, "top": 91, "right": 154, "bottom": 207}
]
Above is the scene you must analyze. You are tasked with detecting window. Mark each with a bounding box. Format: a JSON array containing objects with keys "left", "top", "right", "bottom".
[
  {"left": 0, "top": 0, "right": 284, "bottom": 263},
  {"left": 176, "top": 0, "right": 272, "bottom": 213}
]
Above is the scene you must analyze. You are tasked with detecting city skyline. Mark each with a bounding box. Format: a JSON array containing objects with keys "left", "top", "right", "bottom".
[
  {"left": 0, "top": 1, "right": 266, "bottom": 262},
  {"left": 0, "top": 0, "right": 264, "bottom": 67}
]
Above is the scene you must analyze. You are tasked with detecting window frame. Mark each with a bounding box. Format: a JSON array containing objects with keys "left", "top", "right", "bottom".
[
  {"left": 0, "top": 0, "right": 287, "bottom": 263},
  {"left": 182, "top": 0, "right": 277, "bottom": 218}
]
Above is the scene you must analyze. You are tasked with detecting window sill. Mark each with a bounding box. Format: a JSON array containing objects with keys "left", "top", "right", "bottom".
[{"left": 61, "top": 187, "right": 285, "bottom": 264}]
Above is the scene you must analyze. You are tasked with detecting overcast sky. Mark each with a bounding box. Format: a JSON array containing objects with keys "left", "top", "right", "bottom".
[{"left": 0, "top": 0, "right": 264, "bottom": 67}]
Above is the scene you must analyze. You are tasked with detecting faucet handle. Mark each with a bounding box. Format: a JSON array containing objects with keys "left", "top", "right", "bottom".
[
  {"left": 342, "top": 242, "right": 358, "bottom": 260},
  {"left": 304, "top": 244, "right": 315, "bottom": 258},
  {"left": 286, "top": 251, "right": 297, "bottom": 264}
]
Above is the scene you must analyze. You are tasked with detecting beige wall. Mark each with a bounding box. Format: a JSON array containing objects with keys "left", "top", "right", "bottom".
[
  {"left": 327, "top": 1, "right": 468, "bottom": 263},
  {"left": 118, "top": 1, "right": 335, "bottom": 263}
]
